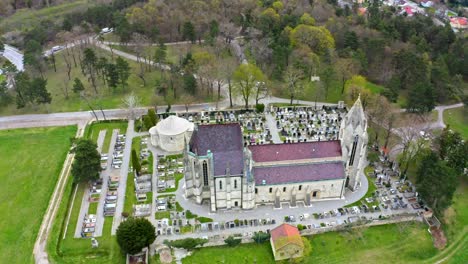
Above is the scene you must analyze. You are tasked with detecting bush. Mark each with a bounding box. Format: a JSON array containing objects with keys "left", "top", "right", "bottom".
[
  {"left": 253, "top": 231, "right": 270, "bottom": 244},
  {"left": 121, "top": 212, "right": 129, "bottom": 218},
  {"left": 224, "top": 236, "right": 242, "bottom": 247},
  {"left": 320, "top": 223, "right": 326, "bottom": 227},
  {"left": 255, "top": 103, "right": 265, "bottom": 113},
  {"left": 185, "top": 210, "right": 197, "bottom": 219},
  {"left": 167, "top": 238, "right": 208, "bottom": 250},
  {"left": 116, "top": 218, "right": 156, "bottom": 255},
  {"left": 297, "top": 224, "right": 306, "bottom": 231},
  {"left": 196, "top": 216, "right": 213, "bottom": 223}
]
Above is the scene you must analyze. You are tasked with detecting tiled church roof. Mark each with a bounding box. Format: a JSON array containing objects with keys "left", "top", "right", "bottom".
[
  {"left": 189, "top": 123, "right": 244, "bottom": 176},
  {"left": 249, "top": 141, "right": 342, "bottom": 163},
  {"left": 253, "top": 161, "right": 345, "bottom": 185}
]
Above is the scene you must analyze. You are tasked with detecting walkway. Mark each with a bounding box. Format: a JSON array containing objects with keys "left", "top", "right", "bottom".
[
  {"left": 172, "top": 171, "right": 369, "bottom": 223},
  {"left": 96, "top": 130, "right": 106, "bottom": 153},
  {"left": 264, "top": 113, "right": 282, "bottom": 144},
  {"left": 95, "top": 129, "right": 119, "bottom": 237},
  {"left": 111, "top": 120, "right": 135, "bottom": 234}
]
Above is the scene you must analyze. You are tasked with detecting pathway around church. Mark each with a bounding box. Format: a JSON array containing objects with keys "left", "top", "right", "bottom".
[
  {"left": 264, "top": 113, "right": 282, "bottom": 144},
  {"left": 96, "top": 130, "right": 106, "bottom": 153},
  {"left": 172, "top": 171, "right": 369, "bottom": 224},
  {"left": 111, "top": 120, "right": 135, "bottom": 235}
]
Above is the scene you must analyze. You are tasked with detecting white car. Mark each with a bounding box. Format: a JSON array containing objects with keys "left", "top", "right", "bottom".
[
  {"left": 101, "top": 27, "right": 113, "bottom": 34},
  {"left": 51, "top": 46, "right": 63, "bottom": 52}
]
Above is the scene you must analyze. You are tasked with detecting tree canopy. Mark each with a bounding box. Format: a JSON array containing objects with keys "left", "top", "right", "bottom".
[
  {"left": 71, "top": 139, "right": 101, "bottom": 183},
  {"left": 116, "top": 217, "right": 156, "bottom": 255}
]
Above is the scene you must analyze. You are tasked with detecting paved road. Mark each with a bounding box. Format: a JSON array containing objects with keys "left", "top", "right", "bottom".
[
  {"left": 111, "top": 120, "right": 134, "bottom": 235},
  {"left": 434, "top": 103, "right": 464, "bottom": 129},
  {"left": 95, "top": 129, "right": 119, "bottom": 237},
  {"left": 2, "top": 44, "right": 24, "bottom": 71}
]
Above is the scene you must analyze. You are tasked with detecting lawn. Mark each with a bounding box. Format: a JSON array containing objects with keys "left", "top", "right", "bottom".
[
  {"left": 0, "top": 47, "right": 167, "bottom": 115},
  {"left": 0, "top": 1, "right": 91, "bottom": 32},
  {"left": 183, "top": 222, "right": 437, "bottom": 264},
  {"left": 84, "top": 120, "right": 128, "bottom": 152},
  {"left": 0, "top": 126, "right": 77, "bottom": 264},
  {"left": 345, "top": 166, "right": 377, "bottom": 208},
  {"left": 443, "top": 107, "right": 468, "bottom": 139}
]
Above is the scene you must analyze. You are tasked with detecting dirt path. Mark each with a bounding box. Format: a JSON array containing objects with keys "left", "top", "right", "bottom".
[{"left": 33, "top": 125, "right": 86, "bottom": 264}]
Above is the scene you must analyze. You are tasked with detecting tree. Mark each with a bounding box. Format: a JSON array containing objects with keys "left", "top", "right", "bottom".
[
  {"left": 73, "top": 78, "right": 85, "bottom": 93},
  {"left": 0, "top": 39, "right": 4, "bottom": 53},
  {"left": 285, "top": 66, "right": 304, "bottom": 105},
  {"left": 233, "top": 64, "right": 266, "bottom": 109},
  {"left": 253, "top": 232, "right": 270, "bottom": 244},
  {"left": 207, "top": 20, "right": 219, "bottom": 45},
  {"left": 434, "top": 128, "right": 468, "bottom": 176},
  {"left": 0, "top": 81, "right": 11, "bottom": 106},
  {"left": 131, "top": 149, "right": 141, "bottom": 174},
  {"left": 82, "top": 48, "right": 98, "bottom": 93},
  {"left": 147, "top": 109, "right": 158, "bottom": 126},
  {"left": 182, "top": 21, "right": 196, "bottom": 43},
  {"left": 321, "top": 66, "right": 335, "bottom": 99},
  {"left": 116, "top": 57, "right": 131, "bottom": 89},
  {"left": 122, "top": 92, "right": 141, "bottom": 120},
  {"left": 183, "top": 74, "right": 197, "bottom": 94},
  {"left": 224, "top": 236, "right": 241, "bottom": 247},
  {"left": 71, "top": 139, "right": 101, "bottom": 183},
  {"left": 154, "top": 42, "right": 167, "bottom": 72},
  {"left": 289, "top": 24, "right": 335, "bottom": 55},
  {"left": 14, "top": 73, "right": 51, "bottom": 108},
  {"left": 30, "top": 78, "right": 51, "bottom": 105},
  {"left": 416, "top": 151, "right": 458, "bottom": 215},
  {"left": 407, "top": 82, "right": 435, "bottom": 113},
  {"left": 116, "top": 217, "right": 156, "bottom": 255},
  {"left": 105, "top": 63, "right": 119, "bottom": 91}
]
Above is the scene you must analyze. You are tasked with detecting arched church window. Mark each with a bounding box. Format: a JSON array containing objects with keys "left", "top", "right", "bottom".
[
  {"left": 234, "top": 179, "right": 237, "bottom": 189},
  {"left": 203, "top": 161, "right": 208, "bottom": 186},
  {"left": 299, "top": 185, "right": 302, "bottom": 191},
  {"left": 219, "top": 180, "right": 222, "bottom": 190},
  {"left": 349, "top": 135, "right": 359, "bottom": 166}
]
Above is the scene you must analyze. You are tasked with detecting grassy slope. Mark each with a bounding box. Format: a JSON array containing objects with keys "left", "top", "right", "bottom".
[
  {"left": 84, "top": 121, "right": 128, "bottom": 153},
  {"left": 183, "top": 222, "right": 436, "bottom": 264},
  {"left": 0, "top": 126, "right": 77, "bottom": 264},
  {"left": 0, "top": 1, "right": 90, "bottom": 32},
  {"left": 0, "top": 47, "right": 164, "bottom": 115},
  {"left": 443, "top": 108, "right": 468, "bottom": 139}
]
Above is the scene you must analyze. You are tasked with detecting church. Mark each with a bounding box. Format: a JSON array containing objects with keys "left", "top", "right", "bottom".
[{"left": 184, "top": 98, "right": 368, "bottom": 212}]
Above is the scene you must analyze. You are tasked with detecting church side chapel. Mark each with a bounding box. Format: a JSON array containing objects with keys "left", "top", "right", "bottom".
[{"left": 184, "top": 98, "right": 368, "bottom": 212}]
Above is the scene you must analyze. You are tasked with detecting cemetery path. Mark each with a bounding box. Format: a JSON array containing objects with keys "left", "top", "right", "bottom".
[
  {"left": 111, "top": 120, "right": 135, "bottom": 235},
  {"left": 264, "top": 113, "right": 282, "bottom": 144},
  {"left": 96, "top": 130, "right": 106, "bottom": 153},
  {"left": 74, "top": 187, "right": 90, "bottom": 238},
  {"left": 95, "top": 129, "right": 119, "bottom": 237}
]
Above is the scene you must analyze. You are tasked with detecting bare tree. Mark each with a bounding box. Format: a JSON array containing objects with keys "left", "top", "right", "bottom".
[
  {"left": 285, "top": 66, "right": 304, "bottom": 105},
  {"left": 122, "top": 92, "right": 142, "bottom": 120},
  {"left": 180, "top": 94, "right": 195, "bottom": 112}
]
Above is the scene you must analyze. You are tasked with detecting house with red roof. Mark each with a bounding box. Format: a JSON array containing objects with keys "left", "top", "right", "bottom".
[
  {"left": 450, "top": 17, "right": 468, "bottom": 30},
  {"left": 184, "top": 98, "right": 368, "bottom": 212},
  {"left": 270, "top": 224, "right": 304, "bottom": 261}
]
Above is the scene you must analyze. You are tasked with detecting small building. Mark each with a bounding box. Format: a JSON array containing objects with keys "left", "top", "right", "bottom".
[
  {"left": 149, "top": 115, "right": 194, "bottom": 153},
  {"left": 270, "top": 223, "right": 304, "bottom": 261},
  {"left": 450, "top": 17, "right": 468, "bottom": 30}
]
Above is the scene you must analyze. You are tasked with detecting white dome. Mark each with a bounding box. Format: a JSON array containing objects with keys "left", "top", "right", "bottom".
[{"left": 149, "top": 115, "right": 194, "bottom": 136}]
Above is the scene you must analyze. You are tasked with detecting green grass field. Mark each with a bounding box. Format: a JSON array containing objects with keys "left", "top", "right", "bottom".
[
  {"left": 443, "top": 108, "right": 468, "bottom": 139},
  {"left": 183, "top": 222, "right": 436, "bottom": 264},
  {"left": 0, "top": 126, "right": 77, "bottom": 264},
  {"left": 0, "top": 1, "right": 91, "bottom": 32},
  {"left": 0, "top": 47, "right": 167, "bottom": 115}
]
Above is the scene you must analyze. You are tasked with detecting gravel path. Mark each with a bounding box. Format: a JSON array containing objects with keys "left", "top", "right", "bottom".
[
  {"left": 94, "top": 129, "right": 119, "bottom": 237},
  {"left": 111, "top": 120, "right": 135, "bottom": 234},
  {"left": 264, "top": 113, "right": 282, "bottom": 144},
  {"left": 96, "top": 130, "right": 106, "bottom": 153}
]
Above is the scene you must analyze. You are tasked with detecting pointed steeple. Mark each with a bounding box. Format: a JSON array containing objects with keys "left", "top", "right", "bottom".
[{"left": 345, "top": 97, "right": 366, "bottom": 129}]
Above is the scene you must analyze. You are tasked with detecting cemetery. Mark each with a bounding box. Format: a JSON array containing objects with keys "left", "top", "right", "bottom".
[{"left": 157, "top": 154, "right": 184, "bottom": 193}]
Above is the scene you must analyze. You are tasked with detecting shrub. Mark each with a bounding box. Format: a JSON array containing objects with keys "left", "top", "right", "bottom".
[
  {"left": 224, "top": 236, "right": 242, "bottom": 247},
  {"left": 185, "top": 210, "right": 197, "bottom": 219},
  {"left": 167, "top": 238, "right": 208, "bottom": 250},
  {"left": 116, "top": 217, "right": 156, "bottom": 255},
  {"left": 121, "top": 212, "right": 129, "bottom": 218},
  {"left": 320, "top": 223, "right": 325, "bottom": 227},
  {"left": 253, "top": 231, "right": 270, "bottom": 244},
  {"left": 196, "top": 216, "right": 213, "bottom": 223},
  {"left": 297, "top": 224, "right": 306, "bottom": 231},
  {"left": 255, "top": 103, "right": 265, "bottom": 113}
]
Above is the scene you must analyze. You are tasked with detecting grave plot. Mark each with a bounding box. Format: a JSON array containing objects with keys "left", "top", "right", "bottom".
[
  {"left": 272, "top": 105, "right": 347, "bottom": 143},
  {"left": 157, "top": 154, "right": 184, "bottom": 193},
  {"left": 127, "top": 136, "right": 153, "bottom": 217},
  {"left": 238, "top": 111, "right": 271, "bottom": 146}
]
